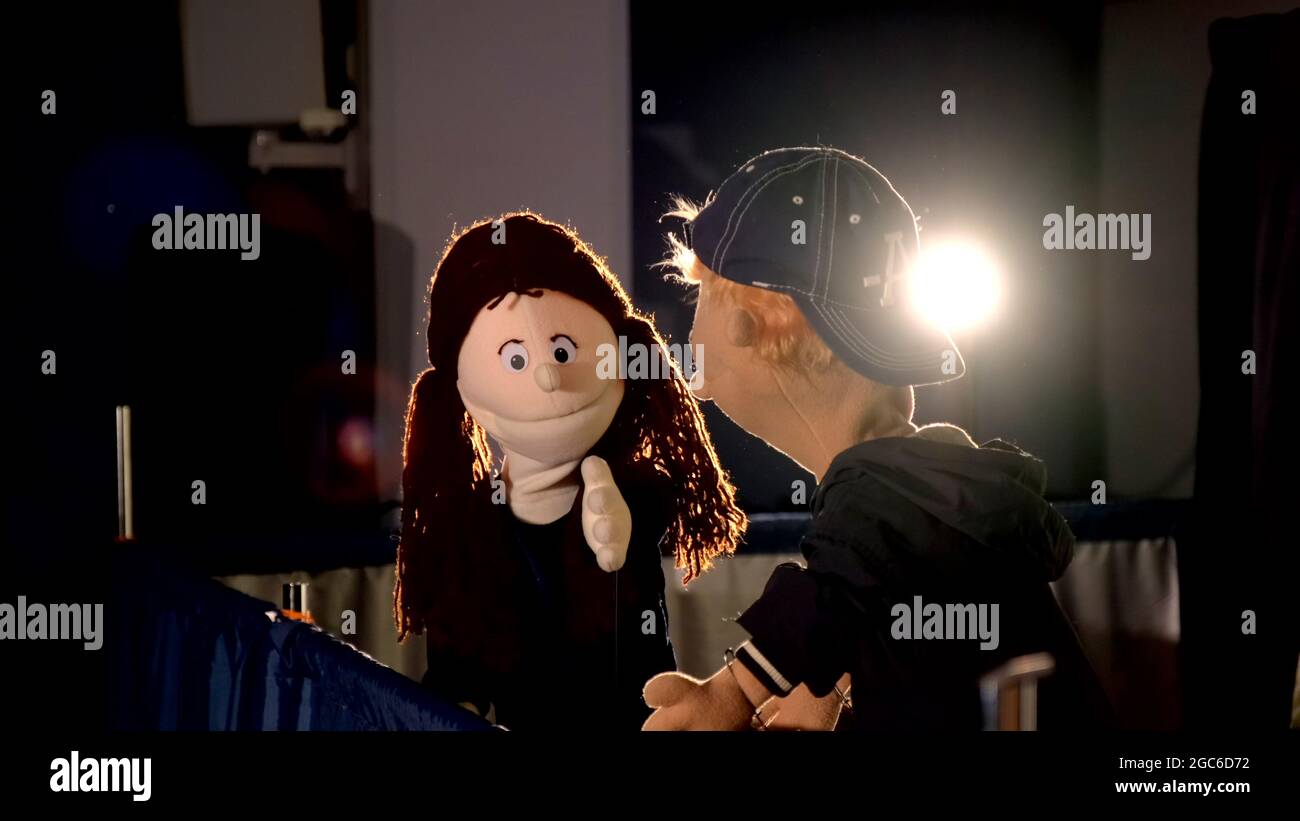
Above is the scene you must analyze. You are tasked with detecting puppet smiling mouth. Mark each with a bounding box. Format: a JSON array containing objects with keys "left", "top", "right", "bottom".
[
  {"left": 489, "top": 389, "right": 610, "bottom": 424},
  {"left": 458, "top": 379, "right": 625, "bottom": 464}
]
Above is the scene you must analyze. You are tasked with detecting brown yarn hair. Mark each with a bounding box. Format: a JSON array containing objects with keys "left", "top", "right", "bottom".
[{"left": 395, "top": 212, "right": 746, "bottom": 668}]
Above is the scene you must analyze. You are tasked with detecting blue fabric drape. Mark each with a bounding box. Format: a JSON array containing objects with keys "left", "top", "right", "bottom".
[{"left": 109, "top": 553, "right": 492, "bottom": 731}]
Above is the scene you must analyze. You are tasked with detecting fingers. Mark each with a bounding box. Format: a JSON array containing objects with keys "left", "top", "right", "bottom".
[
  {"left": 585, "top": 485, "right": 613, "bottom": 515},
  {"left": 580, "top": 454, "right": 614, "bottom": 488},
  {"left": 586, "top": 514, "right": 628, "bottom": 571},
  {"left": 580, "top": 456, "right": 631, "bottom": 572},
  {"left": 642, "top": 671, "right": 701, "bottom": 709},
  {"left": 584, "top": 489, "right": 620, "bottom": 546},
  {"left": 642, "top": 706, "right": 688, "bottom": 731},
  {"left": 595, "top": 546, "right": 618, "bottom": 572},
  {"left": 642, "top": 672, "right": 761, "bottom": 730}
]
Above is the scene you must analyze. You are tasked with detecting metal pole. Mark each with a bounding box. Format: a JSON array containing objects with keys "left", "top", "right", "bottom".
[{"left": 116, "top": 405, "right": 134, "bottom": 541}]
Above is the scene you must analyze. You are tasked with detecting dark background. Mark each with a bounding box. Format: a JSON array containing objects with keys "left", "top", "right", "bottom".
[
  {"left": 630, "top": 2, "right": 1104, "bottom": 508},
  {"left": 6, "top": 0, "right": 1296, "bottom": 734}
]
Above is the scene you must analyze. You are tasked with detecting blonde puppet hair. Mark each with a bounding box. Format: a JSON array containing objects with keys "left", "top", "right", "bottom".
[
  {"left": 661, "top": 196, "right": 838, "bottom": 375},
  {"left": 660, "top": 196, "right": 917, "bottom": 427}
]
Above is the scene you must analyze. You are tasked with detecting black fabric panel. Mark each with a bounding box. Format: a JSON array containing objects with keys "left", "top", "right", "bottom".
[{"left": 1185, "top": 10, "right": 1299, "bottom": 729}]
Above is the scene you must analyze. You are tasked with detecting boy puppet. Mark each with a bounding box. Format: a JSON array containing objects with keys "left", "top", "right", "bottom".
[{"left": 644, "top": 147, "right": 1111, "bottom": 731}]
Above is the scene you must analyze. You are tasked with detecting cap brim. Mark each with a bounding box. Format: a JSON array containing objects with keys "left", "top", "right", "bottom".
[{"left": 793, "top": 295, "right": 966, "bottom": 387}]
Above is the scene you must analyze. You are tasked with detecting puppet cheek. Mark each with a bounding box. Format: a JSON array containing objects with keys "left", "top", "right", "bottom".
[
  {"left": 456, "top": 380, "right": 497, "bottom": 435},
  {"left": 453, "top": 349, "right": 509, "bottom": 419}
]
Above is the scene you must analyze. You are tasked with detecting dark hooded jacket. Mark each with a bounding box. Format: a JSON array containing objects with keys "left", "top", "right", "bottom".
[{"left": 735, "top": 429, "right": 1113, "bottom": 731}]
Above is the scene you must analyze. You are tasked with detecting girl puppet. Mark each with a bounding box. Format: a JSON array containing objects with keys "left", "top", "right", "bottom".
[{"left": 395, "top": 213, "right": 746, "bottom": 731}]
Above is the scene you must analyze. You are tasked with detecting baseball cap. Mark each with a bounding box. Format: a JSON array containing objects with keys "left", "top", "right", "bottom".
[{"left": 686, "top": 146, "right": 965, "bottom": 386}]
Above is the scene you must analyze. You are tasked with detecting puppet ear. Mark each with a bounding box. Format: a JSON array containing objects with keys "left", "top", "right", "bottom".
[{"left": 726, "top": 308, "right": 757, "bottom": 348}]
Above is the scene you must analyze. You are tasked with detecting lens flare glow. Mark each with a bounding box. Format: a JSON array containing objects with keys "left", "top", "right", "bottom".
[{"left": 908, "top": 241, "right": 1002, "bottom": 332}]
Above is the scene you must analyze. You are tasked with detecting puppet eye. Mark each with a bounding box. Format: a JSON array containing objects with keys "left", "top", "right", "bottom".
[
  {"left": 499, "top": 341, "right": 529, "bottom": 373},
  {"left": 550, "top": 335, "right": 577, "bottom": 365}
]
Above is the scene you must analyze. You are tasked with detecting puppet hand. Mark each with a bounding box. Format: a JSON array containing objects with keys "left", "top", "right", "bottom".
[
  {"left": 641, "top": 668, "right": 758, "bottom": 731},
  {"left": 766, "top": 677, "right": 849, "bottom": 731},
  {"left": 580, "top": 455, "right": 631, "bottom": 572}
]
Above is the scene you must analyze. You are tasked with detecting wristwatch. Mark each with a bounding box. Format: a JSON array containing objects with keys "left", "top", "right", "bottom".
[{"left": 724, "top": 647, "right": 780, "bottom": 730}]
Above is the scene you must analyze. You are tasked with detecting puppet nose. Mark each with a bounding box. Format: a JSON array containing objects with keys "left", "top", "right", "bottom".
[{"left": 534, "top": 363, "right": 561, "bottom": 393}]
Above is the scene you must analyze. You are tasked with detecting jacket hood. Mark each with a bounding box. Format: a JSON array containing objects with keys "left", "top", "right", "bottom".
[{"left": 811, "top": 430, "right": 1075, "bottom": 587}]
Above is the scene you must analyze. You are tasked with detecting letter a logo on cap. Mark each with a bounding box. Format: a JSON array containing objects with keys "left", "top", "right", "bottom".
[{"left": 864, "top": 231, "right": 912, "bottom": 308}]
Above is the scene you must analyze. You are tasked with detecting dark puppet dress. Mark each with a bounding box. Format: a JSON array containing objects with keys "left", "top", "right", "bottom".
[{"left": 421, "top": 470, "right": 677, "bottom": 731}]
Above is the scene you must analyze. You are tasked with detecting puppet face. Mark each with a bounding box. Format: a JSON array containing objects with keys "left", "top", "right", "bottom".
[
  {"left": 457, "top": 289, "right": 624, "bottom": 465},
  {"left": 687, "top": 272, "right": 781, "bottom": 436}
]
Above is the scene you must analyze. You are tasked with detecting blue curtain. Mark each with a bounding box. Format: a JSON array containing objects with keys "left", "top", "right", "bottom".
[{"left": 109, "top": 552, "right": 491, "bottom": 731}]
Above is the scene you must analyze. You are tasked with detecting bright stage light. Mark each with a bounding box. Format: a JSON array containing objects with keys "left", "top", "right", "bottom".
[{"left": 908, "top": 241, "right": 1002, "bottom": 333}]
